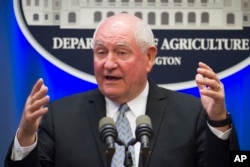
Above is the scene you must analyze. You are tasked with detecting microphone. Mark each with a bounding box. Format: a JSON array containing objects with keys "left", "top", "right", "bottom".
[
  {"left": 99, "top": 117, "right": 118, "bottom": 167},
  {"left": 135, "top": 115, "right": 153, "bottom": 156},
  {"left": 99, "top": 117, "right": 118, "bottom": 150}
]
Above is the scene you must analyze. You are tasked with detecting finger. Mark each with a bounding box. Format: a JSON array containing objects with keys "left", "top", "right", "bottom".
[
  {"left": 198, "top": 62, "right": 213, "bottom": 71},
  {"left": 199, "top": 88, "right": 224, "bottom": 100},
  {"left": 198, "top": 69, "right": 219, "bottom": 82},
  {"left": 30, "top": 78, "right": 44, "bottom": 96},
  {"left": 197, "top": 63, "right": 220, "bottom": 83},
  {"left": 195, "top": 73, "right": 206, "bottom": 90},
  {"left": 23, "top": 106, "right": 49, "bottom": 125},
  {"left": 28, "top": 106, "right": 49, "bottom": 122},
  {"left": 26, "top": 95, "right": 50, "bottom": 114},
  {"left": 27, "top": 83, "right": 48, "bottom": 106},
  {"left": 197, "top": 65, "right": 215, "bottom": 78},
  {"left": 195, "top": 73, "right": 222, "bottom": 93},
  {"left": 202, "top": 78, "right": 220, "bottom": 90},
  {"left": 31, "top": 84, "right": 48, "bottom": 103},
  {"left": 209, "top": 81, "right": 221, "bottom": 92}
]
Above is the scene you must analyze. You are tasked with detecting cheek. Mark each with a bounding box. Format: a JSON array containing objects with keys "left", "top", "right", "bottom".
[
  {"left": 136, "top": 56, "right": 152, "bottom": 73},
  {"left": 94, "top": 60, "right": 102, "bottom": 75},
  {"left": 94, "top": 58, "right": 102, "bottom": 69}
]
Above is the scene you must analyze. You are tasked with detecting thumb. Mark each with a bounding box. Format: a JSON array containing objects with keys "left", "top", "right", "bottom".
[{"left": 195, "top": 74, "right": 206, "bottom": 90}]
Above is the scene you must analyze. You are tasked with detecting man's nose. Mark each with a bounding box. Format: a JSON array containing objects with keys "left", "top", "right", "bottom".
[{"left": 104, "top": 53, "right": 118, "bottom": 69}]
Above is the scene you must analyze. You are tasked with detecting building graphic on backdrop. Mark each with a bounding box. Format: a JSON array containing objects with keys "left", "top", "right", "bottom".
[{"left": 22, "top": 0, "right": 250, "bottom": 30}]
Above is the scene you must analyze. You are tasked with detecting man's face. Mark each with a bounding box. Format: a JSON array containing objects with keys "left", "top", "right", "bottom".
[{"left": 93, "top": 18, "right": 155, "bottom": 104}]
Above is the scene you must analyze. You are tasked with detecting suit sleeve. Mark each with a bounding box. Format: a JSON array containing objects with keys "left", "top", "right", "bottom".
[
  {"left": 4, "top": 103, "right": 56, "bottom": 167},
  {"left": 193, "top": 106, "right": 239, "bottom": 167},
  {"left": 4, "top": 142, "right": 41, "bottom": 167},
  {"left": 205, "top": 122, "right": 239, "bottom": 167}
]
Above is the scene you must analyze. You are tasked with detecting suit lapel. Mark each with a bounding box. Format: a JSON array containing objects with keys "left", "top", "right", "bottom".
[
  {"left": 141, "top": 82, "right": 169, "bottom": 167},
  {"left": 85, "top": 89, "right": 107, "bottom": 167}
]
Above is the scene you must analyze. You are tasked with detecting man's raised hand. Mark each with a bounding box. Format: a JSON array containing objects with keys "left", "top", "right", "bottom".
[{"left": 17, "top": 78, "right": 50, "bottom": 146}]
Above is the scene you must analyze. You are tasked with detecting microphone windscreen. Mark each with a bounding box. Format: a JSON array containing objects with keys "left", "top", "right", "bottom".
[
  {"left": 136, "top": 115, "right": 152, "bottom": 128},
  {"left": 99, "top": 117, "right": 115, "bottom": 129}
]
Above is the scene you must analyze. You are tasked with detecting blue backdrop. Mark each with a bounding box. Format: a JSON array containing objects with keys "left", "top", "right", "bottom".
[{"left": 0, "top": 1, "right": 249, "bottom": 166}]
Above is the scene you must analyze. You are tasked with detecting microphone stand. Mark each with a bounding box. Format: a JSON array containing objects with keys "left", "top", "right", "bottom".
[
  {"left": 140, "top": 145, "right": 150, "bottom": 167},
  {"left": 124, "top": 138, "right": 137, "bottom": 167},
  {"left": 115, "top": 139, "right": 135, "bottom": 167},
  {"left": 106, "top": 146, "right": 115, "bottom": 167},
  {"left": 127, "top": 138, "right": 150, "bottom": 167},
  {"left": 124, "top": 145, "right": 133, "bottom": 167},
  {"left": 114, "top": 138, "right": 150, "bottom": 167}
]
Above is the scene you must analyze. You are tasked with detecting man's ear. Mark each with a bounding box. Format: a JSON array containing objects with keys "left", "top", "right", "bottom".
[{"left": 146, "top": 45, "right": 157, "bottom": 72}]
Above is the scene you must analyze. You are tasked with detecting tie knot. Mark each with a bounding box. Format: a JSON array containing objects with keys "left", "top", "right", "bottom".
[{"left": 119, "top": 103, "right": 129, "bottom": 116}]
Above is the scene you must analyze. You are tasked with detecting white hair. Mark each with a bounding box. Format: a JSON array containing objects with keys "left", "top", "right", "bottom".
[{"left": 134, "top": 19, "right": 155, "bottom": 53}]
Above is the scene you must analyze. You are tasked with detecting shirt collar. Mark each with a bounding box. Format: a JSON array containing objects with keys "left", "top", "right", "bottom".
[{"left": 106, "top": 81, "right": 149, "bottom": 119}]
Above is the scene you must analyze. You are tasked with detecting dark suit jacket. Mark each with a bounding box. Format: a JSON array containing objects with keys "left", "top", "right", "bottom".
[{"left": 5, "top": 81, "right": 239, "bottom": 167}]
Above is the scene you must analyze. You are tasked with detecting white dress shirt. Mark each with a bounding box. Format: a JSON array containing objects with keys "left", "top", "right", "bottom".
[{"left": 105, "top": 82, "right": 149, "bottom": 167}]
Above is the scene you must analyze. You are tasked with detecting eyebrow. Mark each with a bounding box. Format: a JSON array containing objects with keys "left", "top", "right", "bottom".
[
  {"left": 93, "top": 41, "right": 104, "bottom": 46},
  {"left": 116, "top": 42, "right": 130, "bottom": 47}
]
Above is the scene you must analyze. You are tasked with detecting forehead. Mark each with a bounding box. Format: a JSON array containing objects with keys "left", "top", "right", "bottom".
[
  {"left": 95, "top": 16, "right": 136, "bottom": 38},
  {"left": 93, "top": 15, "right": 141, "bottom": 49},
  {"left": 94, "top": 27, "right": 136, "bottom": 48}
]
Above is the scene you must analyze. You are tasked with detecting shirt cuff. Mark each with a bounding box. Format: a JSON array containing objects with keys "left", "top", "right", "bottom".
[
  {"left": 207, "top": 122, "right": 231, "bottom": 140},
  {"left": 11, "top": 131, "right": 37, "bottom": 161}
]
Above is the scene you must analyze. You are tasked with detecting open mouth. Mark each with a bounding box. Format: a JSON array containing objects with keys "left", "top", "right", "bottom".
[{"left": 105, "top": 76, "right": 121, "bottom": 81}]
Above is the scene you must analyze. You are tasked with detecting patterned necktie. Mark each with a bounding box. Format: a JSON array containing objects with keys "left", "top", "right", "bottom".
[{"left": 111, "top": 104, "right": 135, "bottom": 167}]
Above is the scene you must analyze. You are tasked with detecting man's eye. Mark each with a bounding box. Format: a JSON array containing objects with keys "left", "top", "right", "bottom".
[
  {"left": 98, "top": 51, "right": 105, "bottom": 55},
  {"left": 117, "top": 51, "right": 127, "bottom": 56},
  {"left": 96, "top": 50, "right": 107, "bottom": 56}
]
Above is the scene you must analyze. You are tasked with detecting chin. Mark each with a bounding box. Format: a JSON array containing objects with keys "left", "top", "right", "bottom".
[
  {"left": 104, "top": 90, "right": 121, "bottom": 98},
  {"left": 102, "top": 89, "right": 124, "bottom": 101}
]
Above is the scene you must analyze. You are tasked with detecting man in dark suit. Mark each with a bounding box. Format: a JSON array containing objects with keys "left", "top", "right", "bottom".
[{"left": 5, "top": 13, "right": 238, "bottom": 167}]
